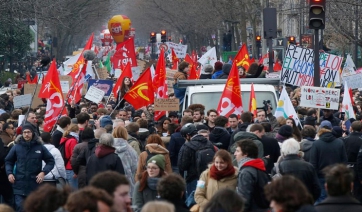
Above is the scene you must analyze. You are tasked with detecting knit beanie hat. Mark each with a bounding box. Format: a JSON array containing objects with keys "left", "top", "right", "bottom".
[
  {"left": 147, "top": 154, "right": 166, "bottom": 170},
  {"left": 304, "top": 116, "right": 316, "bottom": 127},
  {"left": 22, "top": 123, "right": 36, "bottom": 134},
  {"left": 214, "top": 61, "right": 223, "bottom": 71},
  {"left": 278, "top": 125, "right": 293, "bottom": 138},
  {"left": 222, "top": 63, "right": 232, "bottom": 74}
]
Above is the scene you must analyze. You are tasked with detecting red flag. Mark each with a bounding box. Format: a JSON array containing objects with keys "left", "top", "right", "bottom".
[
  {"left": 124, "top": 68, "right": 154, "bottom": 110},
  {"left": 234, "top": 44, "right": 253, "bottom": 71},
  {"left": 249, "top": 83, "right": 257, "bottom": 117},
  {"left": 154, "top": 48, "right": 168, "bottom": 121},
  {"left": 112, "top": 62, "right": 133, "bottom": 98},
  {"left": 38, "top": 59, "right": 67, "bottom": 132},
  {"left": 171, "top": 48, "right": 179, "bottom": 70},
  {"left": 192, "top": 50, "right": 197, "bottom": 63},
  {"left": 112, "top": 37, "right": 137, "bottom": 69},
  {"left": 68, "top": 34, "right": 93, "bottom": 81},
  {"left": 216, "top": 61, "right": 244, "bottom": 117},
  {"left": 259, "top": 53, "right": 282, "bottom": 72},
  {"left": 185, "top": 54, "right": 197, "bottom": 80},
  {"left": 349, "top": 88, "right": 355, "bottom": 106},
  {"left": 26, "top": 74, "right": 38, "bottom": 84}
]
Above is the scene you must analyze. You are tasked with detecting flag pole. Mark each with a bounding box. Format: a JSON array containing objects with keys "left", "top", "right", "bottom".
[{"left": 109, "top": 98, "right": 124, "bottom": 116}]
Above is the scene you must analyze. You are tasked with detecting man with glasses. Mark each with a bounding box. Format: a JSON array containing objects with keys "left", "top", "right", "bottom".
[
  {"left": 0, "top": 123, "right": 15, "bottom": 146},
  {"left": 5, "top": 124, "right": 55, "bottom": 212}
]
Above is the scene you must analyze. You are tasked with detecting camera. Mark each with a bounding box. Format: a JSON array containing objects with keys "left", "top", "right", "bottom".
[{"left": 257, "top": 100, "right": 273, "bottom": 113}]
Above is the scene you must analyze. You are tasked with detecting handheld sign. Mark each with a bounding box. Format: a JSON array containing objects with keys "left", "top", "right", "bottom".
[
  {"left": 300, "top": 86, "right": 340, "bottom": 110},
  {"left": 154, "top": 98, "right": 180, "bottom": 111},
  {"left": 14, "top": 94, "right": 32, "bottom": 108},
  {"left": 87, "top": 79, "right": 113, "bottom": 96},
  {"left": 85, "top": 86, "right": 105, "bottom": 103}
]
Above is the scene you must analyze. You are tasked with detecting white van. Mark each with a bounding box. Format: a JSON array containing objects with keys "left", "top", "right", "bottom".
[{"left": 177, "top": 78, "right": 280, "bottom": 114}]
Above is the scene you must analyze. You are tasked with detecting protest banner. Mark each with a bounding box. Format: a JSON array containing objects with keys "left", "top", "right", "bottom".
[
  {"left": 343, "top": 73, "right": 362, "bottom": 89},
  {"left": 157, "top": 42, "right": 188, "bottom": 59},
  {"left": 85, "top": 86, "right": 105, "bottom": 103},
  {"left": 300, "top": 86, "right": 340, "bottom": 110},
  {"left": 280, "top": 44, "right": 343, "bottom": 87},
  {"left": 154, "top": 98, "right": 180, "bottom": 111},
  {"left": 14, "top": 94, "right": 32, "bottom": 108},
  {"left": 87, "top": 79, "right": 113, "bottom": 96},
  {"left": 166, "top": 68, "right": 177, "bottom": 93}
]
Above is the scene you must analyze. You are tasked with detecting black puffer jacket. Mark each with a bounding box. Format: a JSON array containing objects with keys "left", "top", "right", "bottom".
[
  {"left": 320, "top": 115, "right": 340, "bottom": 127},
  {"left": 177, "top": 135, "right": 214, "bottom": 182},
  {"left": 209, "top": 127, "right": 230, "bottom": 150},
  {"left": 168, "top": 132, "right": 185, "bottom": 167},
  {"left": 279, "top": 154, "right": 321, "bottom": 201}
]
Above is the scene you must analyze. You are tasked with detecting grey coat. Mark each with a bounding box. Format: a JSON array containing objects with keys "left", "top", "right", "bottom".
[{"left": 132, "top": 181, "right": 159, "bottom": 212}]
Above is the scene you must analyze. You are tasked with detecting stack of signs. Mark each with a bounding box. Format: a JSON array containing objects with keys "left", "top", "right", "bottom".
[
  {"left": 280, "top": 44, "right": 343, "bottom": 87},
  {"left": 300, "top": 86, "right": 340, "bottom": 110},
  {"left": 342, "top": 54, "right": 362, "bottom": 89}
]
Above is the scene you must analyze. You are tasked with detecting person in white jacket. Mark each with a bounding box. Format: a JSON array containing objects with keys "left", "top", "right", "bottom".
[{"left": 41, "top": 132, "right": 66, "bottom": 181}]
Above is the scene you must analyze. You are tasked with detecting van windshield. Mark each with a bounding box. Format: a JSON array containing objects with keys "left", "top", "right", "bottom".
[{"left": 191, "top": 91, "right": 277, "bottom": 113}]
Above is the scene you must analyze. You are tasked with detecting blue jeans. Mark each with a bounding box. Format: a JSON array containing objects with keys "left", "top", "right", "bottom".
[
  {"left": 66, "top": 170, "right": 78, "bottom": 190},
  {"left": 14, "top": 195, "right": 25, "bottom": 212},
  {"left": 172, "top": 166, "right": 179, "bottom": 175},
  {"left": 315, "top": 178, "right": 327, "bottom": 205},
  {"left": 186, "top": 179, "right": 198, "bottom": 198}
]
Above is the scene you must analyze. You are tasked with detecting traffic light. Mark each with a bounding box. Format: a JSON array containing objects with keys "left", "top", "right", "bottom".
[
  {"left": 288, "top": 36, "right": 296, "bottom": 44},
  {"left": 256, "top": 35, "right": 261, "bottom": 48},
  {"left": 150, "top": 32, "right": 156, "bottom": 43},
  {"left": 309, "top": 0, "right": 325, "bottom": 29},
  {"left": 161, "top": 30, "right": 167, "bottom": 43}
]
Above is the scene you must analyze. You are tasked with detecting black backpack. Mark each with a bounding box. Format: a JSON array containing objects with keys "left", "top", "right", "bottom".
[
  {"left": 58, "top": 140, "right": 69, "bottom": 166},
  {"left": 195, "top": 146, "right": 215, "bottom": 176},
  {"left": 251, "top": 168, "right": 271, "bottom": 209},
  {"left": 143, "top": 150, "right": 157, "bottom": 170}
]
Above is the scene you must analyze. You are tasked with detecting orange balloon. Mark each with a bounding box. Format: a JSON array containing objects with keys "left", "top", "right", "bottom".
[{"left": 108, "top": 15, "right": 132, "bottom": 44}]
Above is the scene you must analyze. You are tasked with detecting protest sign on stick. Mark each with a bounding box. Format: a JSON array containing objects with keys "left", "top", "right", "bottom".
[
  {"left": 300, "top": 86, "right": 340, "bottom": 110},
  {"left": 14, "top": 94, "right": 32, "bottom": 108},
  {"left": 85, "top": 86, "right": 105, "bottom": 103}
]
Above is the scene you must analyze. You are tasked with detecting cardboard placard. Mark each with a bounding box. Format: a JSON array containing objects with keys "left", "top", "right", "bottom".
[
  {"left": 300, "top": 86, "right": 340, "bottom": 110},
  {"left": 85, "top": 86, "right": 105, "bottom": 103},
  {"left": 60, "top": 81, "right": 69, "bottom": 93},
  {"left": 14, "top": 94, "right": 32, "bottom": 108},
  {"left": 280, "top": 44, "right": 343, "bottom": 87},
  {"left": 166, "top": 69, "right": 177, "bottom": 94},
  {"left": 154, "top": 98, "right": 179, "bottom": 111}
]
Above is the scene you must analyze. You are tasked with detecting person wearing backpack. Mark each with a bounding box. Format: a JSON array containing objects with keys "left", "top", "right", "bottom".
[
  {"left": 178, "top": 123, "right": 215, "bottom": 198},
  {"left": 58, "top": 124, "right": 80, "bottom": 190},
  {"left": 234, "top": 139, "right": 270, "bottom": 212},
  {"left": 135, "top": 134, "right": 172, "bottom": 182},
  {"left": 194, "top": 150, "right": 238, "bottom": 212}
]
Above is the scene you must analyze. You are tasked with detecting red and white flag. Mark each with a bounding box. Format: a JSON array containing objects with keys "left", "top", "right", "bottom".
[
  {"left": 154, "top": 48, "right": 168, "bottom": 121},
  {"left": 38, "top": 59, "right": 67, "bottom": 132},
  {"left": 216, "top": 60, "right": 244, "bottom": 117},
  {"left": 112, "top": 37, "right": 137, "bottom": 69}
]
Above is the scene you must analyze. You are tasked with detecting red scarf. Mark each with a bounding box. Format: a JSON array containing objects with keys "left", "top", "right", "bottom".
[{"left": 209, "top": 164, "right": 235, "bottom": 181}]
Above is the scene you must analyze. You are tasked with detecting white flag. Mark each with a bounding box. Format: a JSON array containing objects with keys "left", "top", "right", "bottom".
[
  {"left": 342, "top": 81, "right": 356, "bottom": 119},
  {"left": 342, "top": 54, "right": 357, "bottom": 77},
  {"left": 275, "top": 86, "right": 302, "bottom": 127},
  {"left": 61, "top": 53, "right": 81, "bottom": 75},
  {"left": 150, "top": 64, "right": 155, "bottom": 80},
  {"left": 198, "top": 47, "right": 217, "bottom": 68}
]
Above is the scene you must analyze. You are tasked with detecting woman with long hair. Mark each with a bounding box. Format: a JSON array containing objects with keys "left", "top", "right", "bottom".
[
  {"left": 157, "top": 117, "right": 171, "bottom": 136},
  {"left": 133, "top": 155, "right": 167, "bottom": 212},
  {"left": 194, "top": 150, "right": 238, "bottom": 212},
  {"left": 286, "top": 118, "right": 302, "bottom": 141},
  {"left": 112, "top": 126, "right": 139, "bottom": 197},
  {"left": 135, "top": 134, "right": 172, "bottom": 181},
  {"left": 59, "top": 124, "right": 79, "bottom": 189},
  {"left": 117, "top": 77, "right": 133, "bottom": 109}
]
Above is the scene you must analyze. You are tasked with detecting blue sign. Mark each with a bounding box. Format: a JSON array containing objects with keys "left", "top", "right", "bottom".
[{"left": 87, "top": 79, "right": 114, "bottom": 96}]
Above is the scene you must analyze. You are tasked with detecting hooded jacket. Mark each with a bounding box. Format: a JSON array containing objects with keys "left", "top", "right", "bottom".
[
  {"left": 135, "top": 143, "right": 172, "bottom": 181},
  {"left": 43, "top": 144, "right": 66, "bottom": 180},
  {"left": 300, "top": 137, "right": 315, "bottom": 162},
  {"left": 5, "top": 135, "right": 55, "bottom": 195},
  {"left": 233, "top": 132, "right": 264, "bottom": 158},
  {"left": 127, "top": 133, "right": 141, "bottom": 155},
  {"left": 86, "top": 144, "right": 125, "bottom": 183},
  {"left": 59, "top": 135, "right": 78, "bottom": 170},
  {"left": 178, "top": 134, "right": 215, "bottom": 182},
  {"left": 237, "top": 158, "right": 269, "bottom": 212},
  {"left": 217, "top": 64, "right": 232, "bottom": 79},
  {"left": 211, "top": 69, "right": 223, "bottom": 79},
  {"left": 114, "top": 137, "right": 138, "bottom": 196},
  {"left": 70, "top": 139, "right": 91, "bottom": 188},
  {"left": 209, "top": 127, "right": 230, "bottom": 150},
  {"left": 310, "top": 131, "right": 347, "bottom": 177},
  {"left": 320, "top": 115, "right": 341, "bottom": 127},
  {"left": 342, "top": 132, "right": 362, "bottom": 163},
  {"left": 138, "top": 128, "right": 150, "bottom": 152}
]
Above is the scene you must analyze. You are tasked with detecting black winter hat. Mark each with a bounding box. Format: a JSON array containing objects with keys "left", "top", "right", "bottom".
[
  {"left": 278, "top": 125, "right": 293, "bottom": 138},
  {"left": 82, "top": 127, "right": 95, "bottom": 140},
  {"left": 222, "top": 63, "right": 232, "bottom": 74},
  {"left": 304, "top": 116, "right": 316, "bottom": 127},
  {"left": 22, "top": 123, "right": 36, "bottom": 134}
]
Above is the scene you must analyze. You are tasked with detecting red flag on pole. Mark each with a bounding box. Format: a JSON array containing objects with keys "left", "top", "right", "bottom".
[
  {"left": 234, "top": 44, "right": 254, "bottom": 71},
  {"left": 112, "top": 37, "right": 138, "bottom": 69},
  {"left": 124, "top": 68, "right": 154, "bottom": 110},
  {"left": 154, "top": 48, "right": 168, "bottom": 121},
  {"left": 171, "top": 48, "right": 179, "bottom": 70},
  {"left": 112, "top": 62, "right": 133, "bottom": 98},
  {"left": 216, "top": 61, "right": 244, "bottom": 117},
  {"left": 38, "top": 59, "right": 67, "bottom": 132},
  {"left": 249, "top": 83, "right": 257, "bottom": 117},
  {"left": 185, "top": 54, "right": 198, "bottom": 80}
]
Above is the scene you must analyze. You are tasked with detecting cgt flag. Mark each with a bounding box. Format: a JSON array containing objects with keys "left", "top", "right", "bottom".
[
  {"left": 154, "top": 48, "right": 168, "bottom": 121},
  {"left": 185, "top": 54, "right": 198, "bottom": 80},
  {"left": 171, "top": 48, "right": 179, "bottom": 70},
  {"left": 234, "top": 44, "right": 254, "bottom": 71},
  {"left": 249, "top": 83, "right": 257, "bottom": 117},
  {"left": 216, "top": 60, "right": 244, "bottom": 117},
  {"left": 38, "top": 59, "right": 67, "bottom": 132},
  {"left": 124, "top": 67, "right": 154, "bottom": 110},
  {"left": 112, "top": 37, "right": 138, "bottom": 69}
]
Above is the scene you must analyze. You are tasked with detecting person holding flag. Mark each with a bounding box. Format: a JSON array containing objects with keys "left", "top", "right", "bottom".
[
  {"left": 112, "top": 62, "right": 133, "bottom": 109},
  {"left": 173, "top": 61, "right": 189, "bottom": 106}
]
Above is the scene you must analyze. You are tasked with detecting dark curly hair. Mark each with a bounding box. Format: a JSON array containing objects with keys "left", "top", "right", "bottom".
[{"left": 157, "top": 173, "right": 186, "bottom": 201}]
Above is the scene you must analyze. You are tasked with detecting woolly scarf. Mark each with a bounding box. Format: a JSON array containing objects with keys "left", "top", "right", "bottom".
[
  {"left": 147, "top": 177, "right": 160, "bottom": 191},
  {"left": 209, "top": 164, "right": 235, "bottom": 181},
  {"left": 237, "top": 157, "right": 253, "bottom": 169},
  {"left": 69, "top": 132, "right": 79, "bottom": 142}
]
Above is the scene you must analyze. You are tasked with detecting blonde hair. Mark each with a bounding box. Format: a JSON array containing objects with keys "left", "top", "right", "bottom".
[
  {"left": 63, "top": 124, "right": 79, "bottom": 137},
  {"left": 112, "top": 126, "right": 128, "bottom": 139},
  {"left": 0, "top": 204, "right": 14, "bottom": 212},
  {"left": 141, "top": 201, "right": 175, "bottom": 212},
  {"left": 277, "top": 116, "right": 286, "bottom": 126}
]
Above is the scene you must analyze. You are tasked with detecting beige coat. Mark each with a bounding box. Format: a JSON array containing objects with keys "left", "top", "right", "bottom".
[
  {"left": 194, "top": 167, "right": 238, "bottom": 212},
  {"left": 135, "top": 143, "right": 172, "bottom": 181}
]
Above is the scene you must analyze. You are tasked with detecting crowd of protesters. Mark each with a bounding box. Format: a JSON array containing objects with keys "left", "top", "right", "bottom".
[{"left": 0, "top": 60, "right": 362, "bottom": 212}]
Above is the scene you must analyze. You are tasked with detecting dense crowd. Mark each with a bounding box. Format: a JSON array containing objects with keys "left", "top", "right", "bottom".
[{"left": 1, "top": 60, "right": 362, "bottom": 212}]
